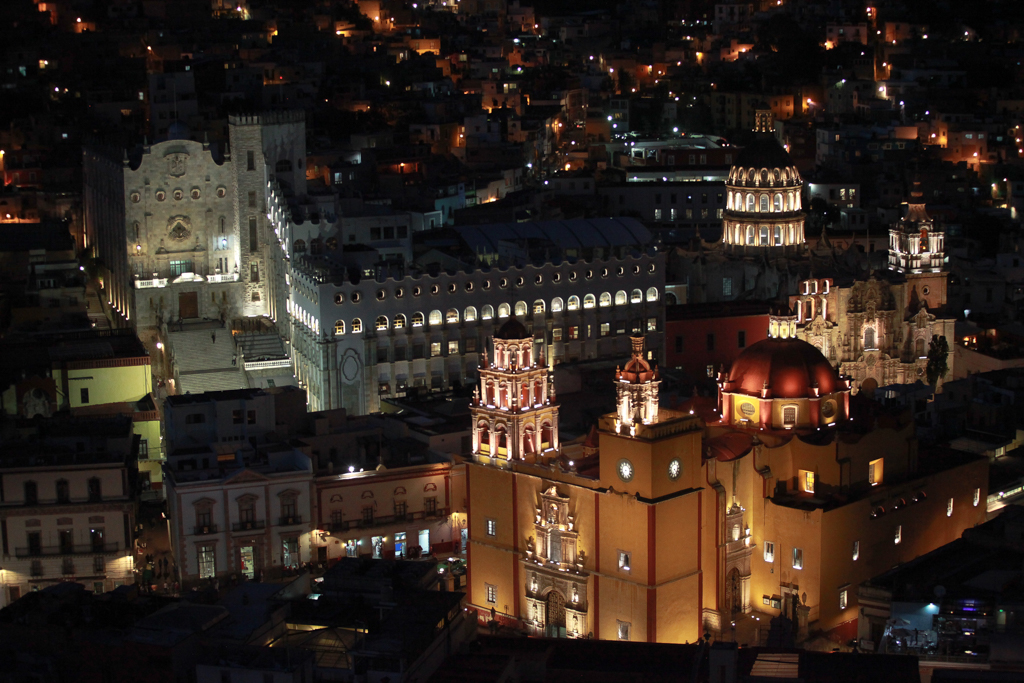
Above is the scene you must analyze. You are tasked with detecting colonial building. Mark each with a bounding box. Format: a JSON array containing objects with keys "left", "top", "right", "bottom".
[
  {"left": 163, "top": 389, "right": 314, "bottom": 585},
  {"left": 0, "top": 416, "right": 138, "bottom": 606},
  {"left": 287, "top": 233, "right": 665, "bottom": 415},
  {"left": 315, "top": 461, "right": 463, "bottom": 564},
  {"left": 466, "top": 326, "right": 988, "bottom": 643}
]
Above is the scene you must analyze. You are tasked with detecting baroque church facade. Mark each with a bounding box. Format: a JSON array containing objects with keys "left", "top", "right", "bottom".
[
  {"left": 670, "top": 107, "right": 954, "bottom": 392},
  {"left": 467, "top": 320, "right": 988, "bottom": 644}
]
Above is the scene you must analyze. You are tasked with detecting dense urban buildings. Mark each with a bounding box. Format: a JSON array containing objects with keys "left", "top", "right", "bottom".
[{"left": 4, "top": 0, "right": 1024, "bottom": 678}]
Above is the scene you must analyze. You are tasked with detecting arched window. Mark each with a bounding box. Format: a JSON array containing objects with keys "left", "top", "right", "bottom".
[
  {"left": 786, "top": 192, "right": 793, "bottom": 211},
  {"left": 646, "top": 287, "right": 659, "bottom": 302},
  {"left": 915, "top": 337, "right": 925, "bottom": 357},
  {"left": 334, "top": 320, "right": 345, "bottom": 335},
  {"left": 495, "top": 425, "right": 508, "bottom": 457},
  {"left": 759, "top": 226, "right": 769, "bottom": 245},
  {"left": 446, "top": 308, "right": 459, "bottom": 324},
  {"left": 394, "top": 314, "right": 406, "bottom": 329},
  {"left": 482, "top": 305, "right": 494, "bottom": 320},
  {"left": 599, "top": 292, "right": 611, "bottom": 307},
  {"left": 583, "top": 294, "right": 596, "bottom": 309},
  {"left": 498, "top": 303, "right": 511, "bottom": 318},
  {"left": 567, "top": 295, "right": 580, "bottom": 311},
  {"left": 551, "top": 297, "right": 564, "bottom": 312},
  {"left": 411, "top": 312, "right": 424, "bottom": 327},
  {"left": 352, "top": 318, "right": 362, "bottom": 333},
  {"left": 478, "top": 422, "right": 490, "bottom": 454},
  {"left": 294, "top": 239, "right": 306, "bottom": 254},
  {"left": 746, "top": 225, "right": 755, "bottom": 245},
  {"left": 774, "top": 225, "right": 782, "bottom": 245},
  {"left": 429, "top": 310, "right": 442, "bottom": 325},
  {"left": 615, "top": 290, "right": 627, "bottom": 305},
  {"left": 631, "top": 289, "right": 643, "bottom": 303},
  {"left": 310, "top": 238, "right": 324, "bottom": 255},
  {"left": 864, "top": 327, "right": 876, "bottom": 350},
  {"left": 774, "top": 194, "right": 783, "bottom": 212},
  {"left": 541, "top": 422, "right": 553, "bottom": 449},
  {"left": 783, "top": 405, "right": 797, "bottom": 427},
  {"left": 375, "top": 316, "right": 389, "bottom": 331},
  {"left": 464, "top": 306, "right": 477, "bottom": 322},
  {"left": 326, "top": 236, "right": 338, "bottom": 251},
  {"left": 746, "top": 194, "right": 755, "bottom": 211},
  {"left": 533, "top": 300, "right": 545, "bottom": 314},
  {"left": 759, "top": 195, "right": 769, "bottom": 212},
  {"left": 515, "top": 301, "right": 528, "bottom": 317}
]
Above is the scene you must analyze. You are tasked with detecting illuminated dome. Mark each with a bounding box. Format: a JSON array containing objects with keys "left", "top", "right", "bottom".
[
  {"left": 496, "top": 316, "right": 529, "bottom": 340},
  {"left": 717, "top": 329, "right": 851, "bottom": 430},
  {"left": 721, "top": 105, "right": 806, "bottom": 252},
  {"left": 726, "top": 338, "right": 837, "bottom": 399}
]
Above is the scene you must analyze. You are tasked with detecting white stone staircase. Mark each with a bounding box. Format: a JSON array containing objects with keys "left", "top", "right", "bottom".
[{"left": 167, "top": 327, "right": 246, "bottom": 394}]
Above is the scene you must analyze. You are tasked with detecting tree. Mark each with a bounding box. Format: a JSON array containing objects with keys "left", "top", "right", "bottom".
[{"left": 926, "top": 335, "right": 949, "bottom": 387}]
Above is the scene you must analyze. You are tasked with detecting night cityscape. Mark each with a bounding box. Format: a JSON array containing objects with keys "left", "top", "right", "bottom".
[{"left": 1, "top": 0, "right": 1023, "bottom": 680}]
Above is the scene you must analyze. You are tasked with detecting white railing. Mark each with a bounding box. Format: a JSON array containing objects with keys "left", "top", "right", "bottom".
[
  {"left": 243, "top": 358, "right": 293, "bottom": 371},
  {"left": 135, "top": 278, "right": 169, "bottom": 289},
  {"left": 207, "top": 272, "right": 240, "bottom": 283}
]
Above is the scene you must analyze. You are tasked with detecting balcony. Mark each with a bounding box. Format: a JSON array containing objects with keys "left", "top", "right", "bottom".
[
  {"left": 328, "top": 507, "right": 449, "bottom": 533},
  {"left": 15, "top": 542, "right": 121, "bottom": 558},
  {"left": 279, "top": 515, "right": 303, "bottom": 526},
  {"left": 194, "top": 525, "right": 219, "bottom": 535},
  {"left": 232, "top": 520, "right": 266, "bottom": 532}
]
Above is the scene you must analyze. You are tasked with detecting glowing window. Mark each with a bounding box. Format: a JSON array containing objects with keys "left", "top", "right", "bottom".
[
  {"left": 334, "top": 320, "right": 345, "bottom": 335},
  {"left": 869, "top": 458, "right": 883, "bottom": 486},
  {"left": 567, "top": 296, "right": 580, "bottom": 311}
]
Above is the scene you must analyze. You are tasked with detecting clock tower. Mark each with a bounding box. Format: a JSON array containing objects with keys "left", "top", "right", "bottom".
[
  {"left": 597, "top": 336, "right": 703, "bottom": 498},
  {"left": 471, "top": 317, "right": 559, "bottom": 462}
]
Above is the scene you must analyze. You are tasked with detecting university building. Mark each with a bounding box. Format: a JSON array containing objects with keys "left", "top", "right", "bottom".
[{"left": 465, "top": 317, "right": 988, "bottom": 643}]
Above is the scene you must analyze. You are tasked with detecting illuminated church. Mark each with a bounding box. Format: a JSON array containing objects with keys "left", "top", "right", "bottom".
[
  {"left": 673, "top": 110, "right": 954, "bottom": 394},
  {"left": 466, "top": 318, "right": 987, "bottom": 643}
]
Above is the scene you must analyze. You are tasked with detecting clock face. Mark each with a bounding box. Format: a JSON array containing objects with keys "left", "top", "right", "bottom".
[
  {"left": 617, "top": 459, "right": 634, "bottom": 482},
  {"left": 668, "top": 459, "right": 682, "bottom": 480}
]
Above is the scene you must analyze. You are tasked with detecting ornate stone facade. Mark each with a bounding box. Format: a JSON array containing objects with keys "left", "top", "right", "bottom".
[
  {"left": 789, "top": 274, "right": 954, "bottom": 394},
  {"left": 87, "top": 112, "right": 306, "bottom": 328},
  {"left": 522, "top": 485, "right": 589, "bottom": 637},
  {"left": 471, "top": 318, "right": 560, "bottom": 461}
]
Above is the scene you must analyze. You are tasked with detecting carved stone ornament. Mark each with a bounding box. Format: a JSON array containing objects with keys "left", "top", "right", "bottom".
[
  {"left": 167, "top": 215, "right": 193, "bottom": 242},
  {"left": 166, "top": 152, "right": 189, "bottom": 177}
]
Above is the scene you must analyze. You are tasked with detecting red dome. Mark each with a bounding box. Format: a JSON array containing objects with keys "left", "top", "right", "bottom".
[{"left": 727, "top": 337, "right": 837, "bottom": 399}]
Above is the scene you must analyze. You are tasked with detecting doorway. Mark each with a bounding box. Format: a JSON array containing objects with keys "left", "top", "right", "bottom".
[
  {"left": 419, "top": 529, "right": 430, "bottom": 556},
  {"left": 179, "top": 291, "right": 199, "bottom": 319},
  {"left": 727, "top": 568, "right": 741, "bottom": 614},
  {"left": 239, "top": 545, "right": 258, "bottom": 579},
  {"left": 546, "top": 590, "right": 567, "bottom": 638}
]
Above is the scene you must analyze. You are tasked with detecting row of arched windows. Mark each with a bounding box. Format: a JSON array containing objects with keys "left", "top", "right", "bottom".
[
  {"left": 727, "top": 190, "right": 801, "bottom": 214},
  {"left": 727, "top": 223, "right": 801, "bottom": 247},
  {"left": 293, "top": 237, "right": 339, "bottom": 255},
  {"left": 330, "top": 288, "right": 660, "bottom": 336},
  {"left": 729, "top": 166, "right": 799, "bottom": 187}
]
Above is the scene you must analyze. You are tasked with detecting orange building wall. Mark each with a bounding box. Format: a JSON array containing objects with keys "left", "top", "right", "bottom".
[{"left": 815, "top": 456, "right": 989, "bottom": 632}]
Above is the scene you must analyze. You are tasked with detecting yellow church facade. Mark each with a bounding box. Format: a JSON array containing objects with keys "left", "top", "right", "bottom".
[{"left": 465, "top": 321, "right": 988, "bottom": 643}]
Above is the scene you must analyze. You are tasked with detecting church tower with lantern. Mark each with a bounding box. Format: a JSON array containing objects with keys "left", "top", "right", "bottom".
[
  {"left": 471, "top": 317, "right": 559, "bottom": 461},
  {"left": 889, "top": 182, "right": 946, "bottom": 274},
  {"left": 613, "top": 336, "right": 661, "bottom": 436}
]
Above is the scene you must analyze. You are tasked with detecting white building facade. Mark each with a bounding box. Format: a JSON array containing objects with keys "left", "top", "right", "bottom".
[{"left": 0, "top": 417, "right": 137, "bottom": 606}]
